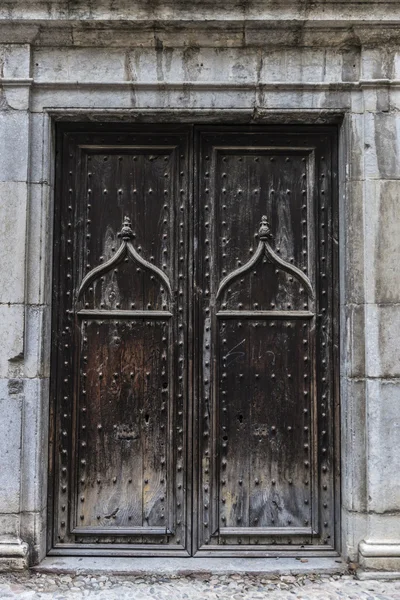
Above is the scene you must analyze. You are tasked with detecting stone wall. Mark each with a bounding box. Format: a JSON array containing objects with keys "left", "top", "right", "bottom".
[{"left": 0, "top": 0, "right": 400, "bottom": 572}]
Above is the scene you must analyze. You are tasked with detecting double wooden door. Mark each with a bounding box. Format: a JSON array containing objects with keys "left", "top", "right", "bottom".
[{"left": 49, "top": 124, "right": 339, "bottom": 556}]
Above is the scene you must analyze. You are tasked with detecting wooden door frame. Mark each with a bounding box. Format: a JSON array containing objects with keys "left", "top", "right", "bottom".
[{"left": 48, "top": 121, "right": 340, "bottom": 558}]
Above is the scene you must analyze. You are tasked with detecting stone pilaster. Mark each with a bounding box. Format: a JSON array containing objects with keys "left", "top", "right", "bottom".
[{"left": 0, "top": 43, "right": 31, "bottom": 571}]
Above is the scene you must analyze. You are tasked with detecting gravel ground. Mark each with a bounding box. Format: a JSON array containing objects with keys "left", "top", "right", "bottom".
[{"left": 0, "top": 572, "right": 399, "bottom": 599}]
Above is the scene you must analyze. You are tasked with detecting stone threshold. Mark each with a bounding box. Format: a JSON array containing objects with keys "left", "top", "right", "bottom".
[
  {"left": 34, "top": 556, "right": 346, "bottom": 577},
  {"left": 357, "top": 570, "right": 400, "bottom": 581}
]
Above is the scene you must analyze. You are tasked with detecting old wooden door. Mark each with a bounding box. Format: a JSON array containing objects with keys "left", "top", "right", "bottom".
[
  {"left": 194, "top": 127, "right": 339, "bottom": 556},
  {"left": 50, "top": 125, "right": 192, "bottom": 555},
  {"left": 50, "top": 124, "right": 339, "bottom": 557}
]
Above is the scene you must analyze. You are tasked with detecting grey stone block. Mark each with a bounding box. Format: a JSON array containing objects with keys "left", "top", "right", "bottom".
[
  {"left": 0, "top": 514, "right": 19, "bottom": 541},
  {"left": 24, "top": 306, "right": 51, "bottom": 379},
  {"left": 344, "top": 181, "right": 365, "bottom": 304},
  {"left": 26, "top": 183, "right": 52, "bottom": 306},
  {"left": 344, "top": 305, "right": 366, "bottom": 377},
  {"left": 20, "top": 378, "right": 49, "bottom": 513},
  {"left": 342, "top": 47, "right": 361, "bottom": 83},
  {"left": 349, "top": 114, "right": 364, "bottom": 181},
  {"left": 374, "top": 180, "right": 400, "bottom": 304},
  {"left": 341, "top": 378, "right": 367, "bottom": 513},
  {"left": 0, "top": 379, "right": 22, "bottom": 513},
  {"left": 367, "top": 380, "right": 400, "bottom": 514},
  {"left": 126, "top": 47, "right": 259, "bottom": 84},
  {"left": 0, "top": 111, "right": 29, "bottom": 182},
  {"left": 364, "top": 113, "right": 400, "bottom": 180},
  {"left": 31, "top": 87, "right": 134, "bottom": 112},
  {"left": 259, "top": 48, "right": 342, "bottom": 83},
  {"left": 0, "top": 44, "right": 30, "bottom": 79},
  {"left": 366, "top": 304, "right": 400, "bottom": 378},
  {"left": 341, "top": 509, "right": 368, "bottom": 563},
  {"left": 361, "top": 47, "right": 395, "bottom": 80},
  {"left": 33, "top": 47, "right": 127, "bottom": 83},
  {"left": 2, "top": 86, "right": 30, "bottom": 111},
  {"left": 0, "top": 182, "right": 28, "bottom": 304},
  {"left": 0, "top": 304, "right": 24, "bottom": 377},
  {"left": 29, "top": 113, "right": 48, "bottom": 185}
]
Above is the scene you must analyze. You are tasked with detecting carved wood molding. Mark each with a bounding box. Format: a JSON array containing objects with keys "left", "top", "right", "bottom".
[
  {"left": 216, "top": 215, "right": 314, "bottom": 300},
  {"left": 77, "top": 216, "right": 172, "bottom": 300}
]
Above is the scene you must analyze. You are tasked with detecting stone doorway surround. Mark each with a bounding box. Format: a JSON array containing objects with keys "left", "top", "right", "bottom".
[{"left": 0, "top": 0, "right": 400, "bottom": 575}]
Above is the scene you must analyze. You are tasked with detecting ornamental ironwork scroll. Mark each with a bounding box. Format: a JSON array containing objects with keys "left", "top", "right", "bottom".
[
  {"left": 216, "top": 215, "right": 314, "bottom": 300},
  {"left": 77, "top": 216, "right": 172, "bottom": 300}
]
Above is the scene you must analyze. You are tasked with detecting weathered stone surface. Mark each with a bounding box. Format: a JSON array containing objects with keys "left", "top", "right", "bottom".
[
  {"left": 0, "top": 541, "right": 28, "bottom": 572},
  {"left": 0, "top": 379, "right": 22, "bottom": 513},
  {"left": 0, "top": 43, "right": 30, "bottom": 79},
  {"left": 364, "top": 113, "right": 400, "bottom": 180},
  {"left": 33, "top": 47, "right": 128, "bottom": 82},
  {"left": 3, "top": 0, "right": 400, "bottom": 26},
  {"left": 24, "top": 306, "right": 51, "bottom": 379},
  {"left": 20, "top": 506, "right": 47, "bottom": 564},
  {"left": 29, "top": 114, "right": 51, "bottom": 185},
  {"left": 348, "top": 114, "right": 364, "bottom": 181},
  {"left": 127, "top": 47, "right": 259, "bottom": 84},
  {"left": 0, "top": 182, "right": 28, "bottom": 304},
  {"left": 341, "top": 379, "right": 367, "bottom": 513},
  {"left": 367, "top": 380, "right": 400, "bottom": 514},
  {"left": 260, "top": 48, "right": 343, "bottom": 83},
  {"left": 361, "top": 47, "right": 396, "bottom": 80},
  {"left": 2, "top": 86, "right": 30, "bottom": 111},
  {"left": 31, "top": 87, "right": 136, "bottom": 112},
  {"left": 31, "top": 86, "right": 259, "bottom": 112},
  {"left": 374, "top": 181, "right": 400, "bottom": 304},
  {"left": 367, "top": 512, "right": 400, "bottom": 544},
  {"left": 365, "top": 305, "right": 400, "bottom": 378},
  {"left": 0, "top": 514, "right": 19, "bottom": 541},
  {"left": 20, "top": 378, "right": 49, "bottom": 513},
  {"left": 0, "top": 305, "right": 24, "bottom": 377},
  {"left": 26, "top": 183, "right": 52, "bottom": 306},
  {"left": 344, "top": 181, "right": 365, "bottom": 304},
  {"left": 344, "top": 305, "right": 366, "bottom": 377},
  {"left": 341, "top": 509, "right": 368, "bottom": 563},
  {"left": 0, "top": 111, "right": 29, "bottom": 182}
]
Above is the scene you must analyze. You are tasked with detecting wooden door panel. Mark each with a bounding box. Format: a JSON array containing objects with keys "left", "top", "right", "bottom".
[
  {"left": 74, "top": 317, "right": 171, "bottom": 534},
  {"left": 195, "top": 128, "right": 338, "bottom": 554},
  {"left": 218, "top": 317, "right": 314, "bottom": 535},
  {"left": 213, "top": 149, "right": 315, "bottom": 314},
  {"left": 50, "top": 126, "right": 191, "bottom": 553}
]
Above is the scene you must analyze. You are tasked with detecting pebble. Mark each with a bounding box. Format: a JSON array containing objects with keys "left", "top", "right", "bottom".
[{"left": 0, "top": 572, "right": 399, "bottom": 599}]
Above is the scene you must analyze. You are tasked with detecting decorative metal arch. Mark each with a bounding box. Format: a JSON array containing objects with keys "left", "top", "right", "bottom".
[
  {"left": 216, "top": 215, "right": 314, "bottom": 300},
  {"left": 77, "top": 216, "right": 172, "bottom": 300}
]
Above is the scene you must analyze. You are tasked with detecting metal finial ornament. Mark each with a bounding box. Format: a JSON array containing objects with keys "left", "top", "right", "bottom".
[
  {"left": 78, "top": 216, "right": 172, "bottom": 299},
  {"left": 258, "top": 215, "right": 273, "bottom": 241},
  {"left": 119, "top": 216, "right": 134, "bottom": 241},
  {"left": 216, "top": 213, "right": 314, "bottom": 300}
]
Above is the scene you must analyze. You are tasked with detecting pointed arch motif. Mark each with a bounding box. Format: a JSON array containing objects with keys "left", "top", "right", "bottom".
[
  {"left": 216, "top": 215, "right": 314, "bottom": 301},
  {"left": 77, "top": 216, "right": 172, "bottom": 300}
]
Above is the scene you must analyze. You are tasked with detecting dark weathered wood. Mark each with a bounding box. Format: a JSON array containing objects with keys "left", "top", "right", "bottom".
[
  {"left": 50, "top": 125, "right": 191, "bottom": 553},
  {"left": 195, "top": 127, "right": 338, "bottom": 553},
  {"left": 49, "top": 124, "right": 339, "bottom": 557}
]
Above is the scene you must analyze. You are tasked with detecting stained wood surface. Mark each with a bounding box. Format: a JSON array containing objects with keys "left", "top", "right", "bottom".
[
  {"left": 50, "top": 126, "right": 190, "bottom": 551},
  {"left": 195, "top": 128, "right": 337, "bottom": 552},
  {"left": 50, "top": 125, "right": 338, "bottom": 556}
]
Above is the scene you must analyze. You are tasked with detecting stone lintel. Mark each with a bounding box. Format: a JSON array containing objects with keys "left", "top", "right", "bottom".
[{"left": 2, "top": 21, "right": 400, "bottom": 47}]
